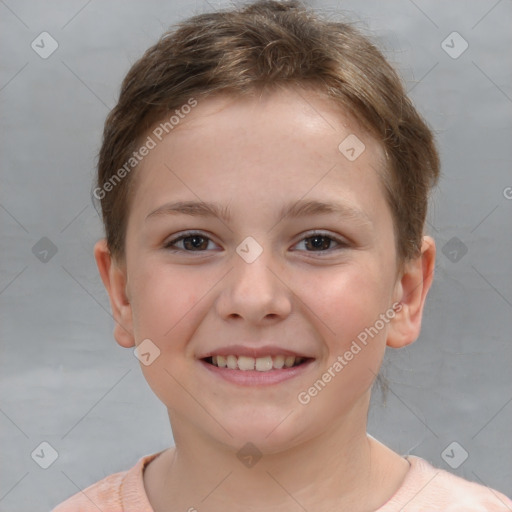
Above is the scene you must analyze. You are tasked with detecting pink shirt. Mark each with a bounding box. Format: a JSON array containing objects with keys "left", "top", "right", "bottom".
[{"left": 52, "top": 452, "right": 512, "bottom": 511}]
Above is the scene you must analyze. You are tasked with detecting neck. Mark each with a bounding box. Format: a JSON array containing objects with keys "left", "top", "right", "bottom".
[{"left": 145, "top": 394, "right": 409, "bottom": 512}]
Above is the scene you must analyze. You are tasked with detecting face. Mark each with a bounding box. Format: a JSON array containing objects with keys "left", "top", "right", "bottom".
[{"left": 106, "top": 87, "right": 408, "bottom": 453}]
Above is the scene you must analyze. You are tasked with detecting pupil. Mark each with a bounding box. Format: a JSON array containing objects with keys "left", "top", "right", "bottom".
[
  {"left": 185, "top": 236, "right": 206, "bottom": 250},
  {"left": 309, "top": 235, "right": 330, "bottom": 250}
]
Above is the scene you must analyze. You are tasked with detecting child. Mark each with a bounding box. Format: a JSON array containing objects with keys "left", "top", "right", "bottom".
[{"left": 53, "top": 1, "right": 512, "bottom": 510}]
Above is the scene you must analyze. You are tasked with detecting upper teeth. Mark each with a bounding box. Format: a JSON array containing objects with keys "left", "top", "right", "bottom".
[{"left": 210, "top": 355, "right": 304, "bottom": 371}]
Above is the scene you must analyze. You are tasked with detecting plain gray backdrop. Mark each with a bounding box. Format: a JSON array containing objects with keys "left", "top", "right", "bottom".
[{"left": 1, "top": 0, "right": 511, "bottom": 510}]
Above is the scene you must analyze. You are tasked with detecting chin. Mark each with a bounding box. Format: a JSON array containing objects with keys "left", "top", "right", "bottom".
[{"left": 212, "top": 415, "right": 311, "bottom": 455}]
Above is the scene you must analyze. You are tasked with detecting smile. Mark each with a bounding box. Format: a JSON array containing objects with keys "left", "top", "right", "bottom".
[
  {"left": 203, "top": 354, "right": 307, "bottom": 371},
  {"left": 200, "top": 355, "right": 315, "bottom": 386}
]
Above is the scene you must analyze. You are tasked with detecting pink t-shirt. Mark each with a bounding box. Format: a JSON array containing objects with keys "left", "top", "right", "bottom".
[{"left": 52, "top": 451, "right": 512, "bottom": 511}]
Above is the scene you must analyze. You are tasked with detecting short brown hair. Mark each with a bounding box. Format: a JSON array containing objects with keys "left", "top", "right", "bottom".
[{"left": 94, "top": 0, "right": 440, "bottom": 265}]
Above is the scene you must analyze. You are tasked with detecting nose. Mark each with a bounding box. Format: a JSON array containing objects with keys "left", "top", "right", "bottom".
[{"left": 215, "top": 245, "right": 292, "bottom": 324}]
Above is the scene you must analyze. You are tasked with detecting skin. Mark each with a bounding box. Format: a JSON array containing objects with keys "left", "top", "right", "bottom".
[{"left": 94, "top": 86, "right": 436, "bottom": 511}]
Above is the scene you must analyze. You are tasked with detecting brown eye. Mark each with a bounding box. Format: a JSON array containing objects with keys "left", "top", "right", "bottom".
[
  {"left": 294, "top": 232, "right": 347, "bottom": 253},
  {"left": 304, "top": 235, "right": 334, "bottom": 251},
  {"left": 164, "top": 232, "right": 215, "bottom": 252},
  {"left": 182, "top": 235, "right": 209, "bottom": 250}
]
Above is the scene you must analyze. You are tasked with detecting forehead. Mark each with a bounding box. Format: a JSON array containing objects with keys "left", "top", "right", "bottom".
[{"left": 129, "top": 87, "right": 389, "bottom": 225}]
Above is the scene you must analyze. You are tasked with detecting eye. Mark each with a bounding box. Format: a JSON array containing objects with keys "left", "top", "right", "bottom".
[
  {"left": 163, "top": 231, "right": 218, "bottom": 252},
  {"left": 163, "top": 230, "right": 349, "bottom": 254},
  {"left": 293, "top": 231, "right": 348, "bottom": 253}
]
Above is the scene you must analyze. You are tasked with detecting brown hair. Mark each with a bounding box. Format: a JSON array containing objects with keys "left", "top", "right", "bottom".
[{"left": 94, "top": 0, "right": 440, "bottom": 265}]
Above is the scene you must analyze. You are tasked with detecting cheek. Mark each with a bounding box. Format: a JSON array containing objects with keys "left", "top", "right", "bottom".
[
  {"left": 130, "top": 262, "right": 206, "bottom": 342},
  {"left": 294, "top": 268, "right": 391, "bottom": 419},
  {"left": 298, "top": 262, "right": 393, "bottom": 388},
  {"left": 303, "top": 262, "right": 393, "bottom": 338},
  {"left": 128, "top": 262, "right": 210, "bottom": 406}
]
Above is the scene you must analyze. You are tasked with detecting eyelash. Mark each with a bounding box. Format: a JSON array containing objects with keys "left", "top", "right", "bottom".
[{"left": 163, "top": 230, "right": 349, "bottom": 254}]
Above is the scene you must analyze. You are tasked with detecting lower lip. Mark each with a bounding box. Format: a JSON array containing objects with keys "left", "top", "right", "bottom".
[{"left": 199, "top": 359, "right": 315, "bottom": 386}]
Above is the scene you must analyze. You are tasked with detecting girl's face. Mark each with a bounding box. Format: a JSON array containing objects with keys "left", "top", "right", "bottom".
[{"left": 105, "top": 88, "right": 409, "bottom": 452}]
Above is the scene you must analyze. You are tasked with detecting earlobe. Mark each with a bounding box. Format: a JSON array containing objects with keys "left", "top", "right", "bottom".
[
  {"left": 386, "top": 236, "right": 436, "bottom": 349},
  {"left": 93, "top": 239, "right": 135, "bottom": 348}
]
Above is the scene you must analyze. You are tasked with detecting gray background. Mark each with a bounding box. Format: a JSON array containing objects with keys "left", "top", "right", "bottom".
[{"left": 1, "top": 0, "right": 511, "bottom": 510}]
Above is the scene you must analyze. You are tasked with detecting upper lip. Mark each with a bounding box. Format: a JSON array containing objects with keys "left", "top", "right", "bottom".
[{"left": 197, "top": 345, "right": 313, "bottom": 359}]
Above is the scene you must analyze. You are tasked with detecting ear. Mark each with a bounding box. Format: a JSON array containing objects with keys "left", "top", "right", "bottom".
[
  {"left": 93, "top": 239, "right": 135, "bottom": 348},
  {"left": 387, "top": 236, "right": 436, "bottom": 348}
]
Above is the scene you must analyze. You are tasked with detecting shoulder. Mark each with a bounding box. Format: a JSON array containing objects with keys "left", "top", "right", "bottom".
[
  {"left": 51, "top": 469, "right": 126, "bottom": 512},
  {"left": 380, "top": 455, "right": 512, "bottom": 511},
  {"left": 51, "top": 452, "right": 162, "bottom": 512}
]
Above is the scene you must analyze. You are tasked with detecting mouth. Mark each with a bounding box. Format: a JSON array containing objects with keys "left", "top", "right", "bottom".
[{"left": 201, "top": 354, "right": 312, "bottom": 371}]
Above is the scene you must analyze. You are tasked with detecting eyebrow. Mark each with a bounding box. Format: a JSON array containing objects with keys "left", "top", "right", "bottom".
[{"left": 145, "top": 199, "right": 372, "bottom": 225}]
